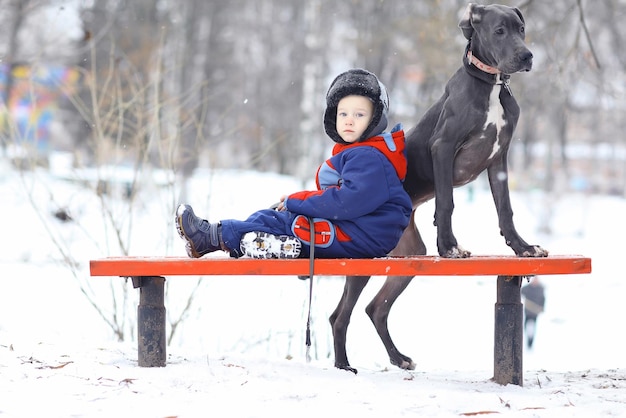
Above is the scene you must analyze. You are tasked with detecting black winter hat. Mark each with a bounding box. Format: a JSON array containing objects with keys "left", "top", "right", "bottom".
[{"left": 323, "top": 68, "right": 389, "bottom": 144}]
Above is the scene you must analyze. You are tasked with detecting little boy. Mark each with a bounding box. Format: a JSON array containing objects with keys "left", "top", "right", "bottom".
[{"left": 176, "top": 68, "right": 412, "bottom": 259}]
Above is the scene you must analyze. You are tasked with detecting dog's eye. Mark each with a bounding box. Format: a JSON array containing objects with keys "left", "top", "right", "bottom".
[
  {"left": 495, "top": 27, "right": 505, "bottom": 35},
  {"left": 520, "top": 26, "right": 525, "bottom": 34}
]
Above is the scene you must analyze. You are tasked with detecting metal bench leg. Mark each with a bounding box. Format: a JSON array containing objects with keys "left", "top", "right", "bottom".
[
  {"left": 493, "top": 275, "right": 523, "bottom": 386},
  {"left": 132, "top": 276, "right": 167, "bottom": 367}
]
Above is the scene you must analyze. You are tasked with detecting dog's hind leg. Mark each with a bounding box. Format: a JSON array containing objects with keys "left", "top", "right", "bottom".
[
  {"left": 393, "top": 209, "right": 426, "bottom": 257},
  {"left": 366, "top": 276, "right": 415, "bottom": 369},
  {"left": 329, "top": 275, "right": 371, "bottom": 374},
  {"left": 366, "top": 212, "right": 425, "bottom": 370}
]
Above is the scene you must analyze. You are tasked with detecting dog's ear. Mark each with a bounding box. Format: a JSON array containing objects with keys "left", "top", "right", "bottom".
[
  {"left": 513, "top": 7, "right": 525, "bottom": 24},
  {"left": 458, "top": 3, "right": 484, "bottom": 40}
]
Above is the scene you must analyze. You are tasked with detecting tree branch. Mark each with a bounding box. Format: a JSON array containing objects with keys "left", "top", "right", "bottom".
[{"left": 576, "top": 0, "right": 602, "bottom": 69}]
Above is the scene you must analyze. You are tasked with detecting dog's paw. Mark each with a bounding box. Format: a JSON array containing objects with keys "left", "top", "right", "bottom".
[
  {"left": 335, "top": 363, "right": 358, "bottom": 374},
  {"left": 442, "top": 245, "right": 472, "bottom": 258},
  {"left": 396, "top": 358, "right": 416, "bottom": 370},
  {"left": 518, "top": 245, "right": 549, "bottom": 257}
]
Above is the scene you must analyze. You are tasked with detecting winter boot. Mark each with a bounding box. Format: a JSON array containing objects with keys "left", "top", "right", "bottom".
[
  {"left": 240, "top": 231, "right": 301, "bottom": 259},
  {"left": 175, "top": 204, "right": 225, "bottom": 258}
]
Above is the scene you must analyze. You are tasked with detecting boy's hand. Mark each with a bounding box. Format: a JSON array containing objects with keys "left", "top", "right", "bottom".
[{"left": 276, "top": 195, "right": 287, "bottom": 211}]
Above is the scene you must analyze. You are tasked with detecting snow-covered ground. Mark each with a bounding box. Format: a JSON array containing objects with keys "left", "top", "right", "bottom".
[{"left": 0, "top": 156, "right": 624, "bottom": 417}]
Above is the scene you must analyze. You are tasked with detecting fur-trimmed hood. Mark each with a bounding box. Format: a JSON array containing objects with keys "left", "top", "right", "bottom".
[{"left": 323, "top": 68, "right": 389, "bottom": 145}]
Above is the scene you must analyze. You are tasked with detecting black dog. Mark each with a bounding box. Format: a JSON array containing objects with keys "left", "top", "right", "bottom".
[{"left": 329, "top": 3, "right": 548, "bottom": 374}]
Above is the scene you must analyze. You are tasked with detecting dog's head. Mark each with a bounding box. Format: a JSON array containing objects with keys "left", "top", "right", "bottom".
[{"left": 458, "top": 3, "right": 533, "bottom": 74}]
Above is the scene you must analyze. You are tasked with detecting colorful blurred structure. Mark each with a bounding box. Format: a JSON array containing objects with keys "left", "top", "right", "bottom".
[{"left": 0, "top": 64, "right": 80, "bottom": 156}]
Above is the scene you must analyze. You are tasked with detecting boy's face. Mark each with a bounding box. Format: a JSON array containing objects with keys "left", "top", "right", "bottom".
[{"left": 336, "top": 95, "right": 373, "bottom": 143}]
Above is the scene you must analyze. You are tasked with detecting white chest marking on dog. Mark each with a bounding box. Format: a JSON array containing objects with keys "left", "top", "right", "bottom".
[{"left": 485, "top": 84, "right": 506, "bottom": 159}]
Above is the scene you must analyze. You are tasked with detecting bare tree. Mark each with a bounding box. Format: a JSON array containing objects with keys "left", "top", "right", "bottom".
[{"left": 0, "top": 0, "right": 26, "bottom": 108}]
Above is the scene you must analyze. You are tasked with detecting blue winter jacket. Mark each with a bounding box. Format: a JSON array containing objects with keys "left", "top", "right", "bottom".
[{"left": 284, "top": 124, "right": 412, "bottom": 257}]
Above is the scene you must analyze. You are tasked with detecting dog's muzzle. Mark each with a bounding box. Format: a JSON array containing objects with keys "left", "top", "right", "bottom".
[{"left": 517, "top": 49, "right": 533, "bottom": 72}]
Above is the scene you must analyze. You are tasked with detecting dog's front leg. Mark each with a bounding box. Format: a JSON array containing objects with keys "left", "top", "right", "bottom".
[
  {"left": 431, "top": 139, "right": 471, "bottom": 258},
  {"left": 487, "top": 157, "right": 548, "bottom": 257}
]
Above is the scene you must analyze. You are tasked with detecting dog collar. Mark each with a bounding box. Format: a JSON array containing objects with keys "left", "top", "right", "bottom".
[
  {"left": 467, "top": 50, "right": 500, "bottom": 75},
  {"left": 466, "top": 50, "right": 512, "bottom": 93}
]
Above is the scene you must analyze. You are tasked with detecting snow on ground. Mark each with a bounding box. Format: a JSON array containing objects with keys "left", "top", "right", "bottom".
[{"left": 0, "top": 157, "right": 625, "bottom": 417}]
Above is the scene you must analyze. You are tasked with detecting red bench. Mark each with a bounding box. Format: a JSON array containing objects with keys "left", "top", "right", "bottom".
[{"left": 89, "top": 255, "right": 592, "bottom": 386}]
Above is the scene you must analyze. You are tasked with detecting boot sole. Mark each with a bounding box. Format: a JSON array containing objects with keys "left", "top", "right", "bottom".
[
  {"left": 240, "top": 231, "right": 301, "bottom": 259},
  {"left": 175, "top": 205, "right": 202, "bottom": 258}
]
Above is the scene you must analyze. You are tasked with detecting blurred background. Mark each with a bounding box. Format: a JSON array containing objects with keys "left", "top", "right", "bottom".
[{"left": 1, "top": 0, "right": 624, "bottom": 196}]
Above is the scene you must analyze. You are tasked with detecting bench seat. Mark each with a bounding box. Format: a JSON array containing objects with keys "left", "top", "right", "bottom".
[{"left": 89, "top": 254, "right": 592, "bottom": 386}]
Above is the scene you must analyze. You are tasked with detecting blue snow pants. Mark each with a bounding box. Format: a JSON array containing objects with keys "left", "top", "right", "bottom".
[{"left": 220, "top": 209, "right": 364, "bottom": 258}]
